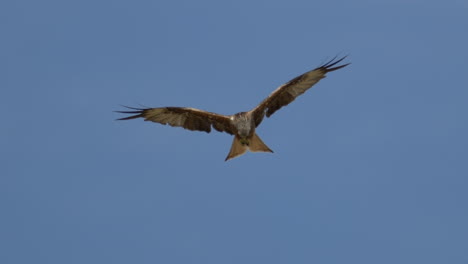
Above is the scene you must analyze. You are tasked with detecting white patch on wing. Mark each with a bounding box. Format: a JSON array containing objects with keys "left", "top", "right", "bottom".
[
  {"left": 171, "top": 114, "right": 186, "bottom": 126},
  {"left": 287, "top": 71, "right": 325, "bottom": 97}
]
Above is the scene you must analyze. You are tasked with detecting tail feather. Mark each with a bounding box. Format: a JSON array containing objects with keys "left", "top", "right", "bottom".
[
  {"left": 225, "top": 133, "right": 273, "bottom": 161},
  {"left": 225, "top": 136, "right": 248, "bottom": 161},
  {"left": 249, "top": 133, "right": 273, "bottom": 153}
]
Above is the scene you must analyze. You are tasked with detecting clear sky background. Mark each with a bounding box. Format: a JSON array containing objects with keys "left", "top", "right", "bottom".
[{"left": 2, "top": 0, "right": 468, "bottom": 263}]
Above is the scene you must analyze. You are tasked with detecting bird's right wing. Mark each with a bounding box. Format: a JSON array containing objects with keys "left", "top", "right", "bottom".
[{"left": 116, "top": 106, "right": 234, "bottom": 135}]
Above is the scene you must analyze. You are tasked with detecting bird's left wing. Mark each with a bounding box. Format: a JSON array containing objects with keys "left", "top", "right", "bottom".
[
  {"left": 116, "top": 106, "right": 234, "bottom": 135},
  {"left": 252, "top": 56, "right": 350, "bottom": 126}
]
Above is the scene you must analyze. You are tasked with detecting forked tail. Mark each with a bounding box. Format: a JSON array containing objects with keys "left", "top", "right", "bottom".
[
  {"left": 225, "top": 133, "right": 273, "bottom": 161},
  {"left": 249, "top": 133, "right": 273, "bottom": 153}
]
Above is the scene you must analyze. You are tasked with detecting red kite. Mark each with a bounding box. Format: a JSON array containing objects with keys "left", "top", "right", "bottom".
[{"left": 117, "top": 56, "right": 349, "bottom": 161}]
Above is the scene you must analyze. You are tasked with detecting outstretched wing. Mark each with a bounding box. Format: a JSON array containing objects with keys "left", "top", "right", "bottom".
[
  {"left": 116, "top": 106, "right": 234, "bottom": 134},
  {"left": 252, "top": 56, "right": 350, "bottom": 126}
]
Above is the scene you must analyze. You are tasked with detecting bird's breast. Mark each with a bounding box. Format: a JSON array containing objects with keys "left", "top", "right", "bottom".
[{"left": 231, "top": 113, "right": 254, "bottom": 138}]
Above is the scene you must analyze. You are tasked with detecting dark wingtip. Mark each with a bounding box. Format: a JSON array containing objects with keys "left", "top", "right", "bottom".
[
  {"left": 327, "top": 62, "right": 351, "bottom": 72},
  {"left": 114, "top": 105, "right": 147, "bottom": 121},
  {"left": 320, "top": 55, "right": 350, "bottom": 72},
  {"left": 115, "top": 115, "right": 143, "bottom": 121}
]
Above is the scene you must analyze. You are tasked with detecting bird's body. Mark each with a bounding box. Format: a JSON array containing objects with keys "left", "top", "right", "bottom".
[
  {"left": 117, "top": 56, "right": 350, "bottom": 161},
  {"left": 231, "top": 112, "right": 255, "bottom": 140},
  {"left": 224, "top": 111, "right": 272, "bottom": 160}
]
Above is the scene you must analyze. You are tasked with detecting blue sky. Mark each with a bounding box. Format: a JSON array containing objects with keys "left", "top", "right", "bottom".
[{"left": 2, "top": 0, "right": 468, "bottom": 263}]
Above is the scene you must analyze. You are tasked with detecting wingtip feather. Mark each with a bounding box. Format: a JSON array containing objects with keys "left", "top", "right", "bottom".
[
  {"left": 115, "top": 105, "right": 148, "bottom": 120},
  {"left": 320, "top": 55, "right": 350, "bottom": 72}
]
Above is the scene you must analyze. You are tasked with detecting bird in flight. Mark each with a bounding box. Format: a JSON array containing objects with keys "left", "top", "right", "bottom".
[{"left": 117, "top": 56, "right": 350, "bottom": 161}]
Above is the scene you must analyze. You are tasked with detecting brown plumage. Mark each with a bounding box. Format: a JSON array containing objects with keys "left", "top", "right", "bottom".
[{"left": 116, "top": 56, "right": 350, "bottom": 161}]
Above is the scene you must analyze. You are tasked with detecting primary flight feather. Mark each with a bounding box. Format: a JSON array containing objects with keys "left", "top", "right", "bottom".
[{"left": 117, "top": 56, "right": 350, "bottom": 161}]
